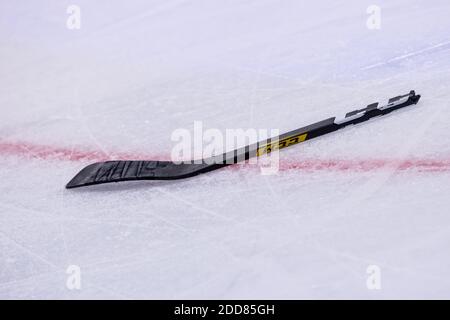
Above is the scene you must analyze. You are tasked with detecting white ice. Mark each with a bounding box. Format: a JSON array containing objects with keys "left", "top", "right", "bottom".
[{"left": 0, "top": 0, "right": 449, "bottom": 299}]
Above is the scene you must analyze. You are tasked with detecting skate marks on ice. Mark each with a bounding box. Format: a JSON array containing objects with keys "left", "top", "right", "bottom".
[{"left": 361, "top": 40, "right": 450, "bottom": 70}]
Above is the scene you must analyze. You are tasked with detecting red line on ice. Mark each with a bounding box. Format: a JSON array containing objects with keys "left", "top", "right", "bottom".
[
  {"left": 1, "top": 140, "right": 449, "bottom": 172},
  {"left": 277, "top": 159, "right": 450, "bottom": 172},
  {"left": 0, "top": 140, "right": 164, "bottom": 162}
]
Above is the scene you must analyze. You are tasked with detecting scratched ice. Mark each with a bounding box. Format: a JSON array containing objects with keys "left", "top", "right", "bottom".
[{"left": 0, "top": 0, "right": 449, "bottom": 299}]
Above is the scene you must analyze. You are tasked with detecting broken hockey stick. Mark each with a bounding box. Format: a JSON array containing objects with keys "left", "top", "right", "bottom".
[{"left": 66, "top": 90, "right": 420, "bottom": 188}]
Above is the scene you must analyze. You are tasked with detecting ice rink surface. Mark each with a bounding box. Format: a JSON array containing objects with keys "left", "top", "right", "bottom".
[{"left": 0, "top": 0, "right": 449, "bottom": 299}]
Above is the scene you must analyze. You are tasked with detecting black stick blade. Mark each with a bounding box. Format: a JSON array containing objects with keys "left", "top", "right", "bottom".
[{"left": 66, "top": 160, "right": 223, "bottom": 189}]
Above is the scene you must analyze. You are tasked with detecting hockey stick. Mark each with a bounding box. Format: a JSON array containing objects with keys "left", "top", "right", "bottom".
[{"left": 66, "top": 90, "right": 421, "bottom": 189}]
